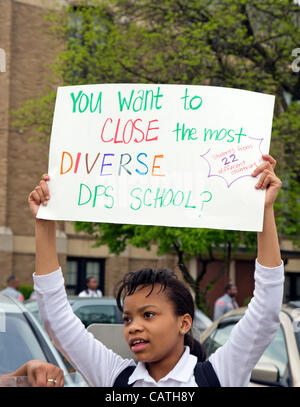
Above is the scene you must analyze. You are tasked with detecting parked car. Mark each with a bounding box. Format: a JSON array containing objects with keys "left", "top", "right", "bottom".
[
  {"left": 200, "top": 303, "right": 300, "bottom": 387},
  {"left": 25, "top": 296, "right": 124, "bottom": 329},
  {"left": 0, "top": 295, "right": 84, "bottom": 386}
]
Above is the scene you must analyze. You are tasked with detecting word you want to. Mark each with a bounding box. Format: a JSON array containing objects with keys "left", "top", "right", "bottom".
[{"left": 70, "top": 87, "right": 202, "bottom": 115}]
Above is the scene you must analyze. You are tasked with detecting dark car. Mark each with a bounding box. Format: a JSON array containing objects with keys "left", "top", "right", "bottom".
[
  {"left": 25, "top": 296, "right": 123, "bottom": 329},
  {"left": 200, "top": 303, "right": 300, "bottom": 387},
  {"left": 68, "top": 296, "right": 124, "bottom": 327}
]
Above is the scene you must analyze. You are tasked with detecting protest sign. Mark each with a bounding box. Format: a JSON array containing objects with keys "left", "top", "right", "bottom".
[{"left": 37, "top": 84, "right": 275, "bottom": 231}]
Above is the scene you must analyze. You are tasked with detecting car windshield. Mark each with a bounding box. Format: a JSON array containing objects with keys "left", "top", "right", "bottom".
[
  {"left": 203, "top": 322, "right": 289, "bottom": 380},
  {"left": 0, "top": 313, "right": 46, "bottom": 375},
  {"left": 24, "top": 301, "right": 43, "bottom": 326},
  {"left": 25, "top": 299, "right": 123, "bottom": 327},
  {"left": 73, "top": 304, "right": 121, "bottom": 327}
]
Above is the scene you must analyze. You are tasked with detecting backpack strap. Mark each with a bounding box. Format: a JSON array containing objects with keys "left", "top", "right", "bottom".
[
  {"left": 113, "top": 366, "right": 136, "bottom": 387},
  {"left": 194, "top": 360, "right": 221, "bottom": 387},
  {"left": 113, "top": 360, "right": 221, "bottom": 387}
]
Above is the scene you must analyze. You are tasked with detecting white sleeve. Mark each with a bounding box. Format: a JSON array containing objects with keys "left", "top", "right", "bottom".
[
  {"left": 208, "top": 259, "right": 284, "bottom": 387},
  {"left": 33, "top": 268, "right": 135, "bottom": 387}
]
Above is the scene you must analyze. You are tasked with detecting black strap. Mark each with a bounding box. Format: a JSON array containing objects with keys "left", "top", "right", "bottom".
[
  {"left": 113, "top": 360, "right": 220, "bottom": 387},
  {"left": 113, "top": 366, "right": 136, "bottom": 387},
  {"left": 194, "top": 360, "right": 221, "bottom": 387}
]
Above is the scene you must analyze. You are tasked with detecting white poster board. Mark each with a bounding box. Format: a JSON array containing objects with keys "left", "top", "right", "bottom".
[{"left": 37, "top": 84, "right": 275, "bottom": 232}]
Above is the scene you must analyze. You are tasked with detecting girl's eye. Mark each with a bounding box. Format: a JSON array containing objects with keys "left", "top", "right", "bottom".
[
  {"left": 123, "top": 317, "right": 131, "bottom": 324},
  {"left": 144, "top": 312, "right": 155, "bottom": 319}
]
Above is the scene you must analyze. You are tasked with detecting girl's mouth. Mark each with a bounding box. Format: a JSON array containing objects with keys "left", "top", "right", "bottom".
[{"left": 131, "top": 340, "right": 149, "bottom": 353}]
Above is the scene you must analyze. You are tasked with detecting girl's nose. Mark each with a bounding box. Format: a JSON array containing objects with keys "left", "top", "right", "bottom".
[{"left": 128, "top": 320, "right": 144, "bottom": 334}]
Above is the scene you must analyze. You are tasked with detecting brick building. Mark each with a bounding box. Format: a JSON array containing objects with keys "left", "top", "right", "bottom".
[{"left": 0, "top": 0, "right": 299, "bottom": 317}]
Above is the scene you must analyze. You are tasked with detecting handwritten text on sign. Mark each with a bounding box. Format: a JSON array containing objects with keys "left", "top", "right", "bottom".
[{"left": 37, "top": 84, "right": 275, "bottom": 231}]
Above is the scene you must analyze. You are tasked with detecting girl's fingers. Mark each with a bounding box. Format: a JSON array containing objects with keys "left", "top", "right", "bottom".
[
  {"left": 252, "top": 161, "right": 273, "bottom": 178},
  {"left": 252, "top": 155, "right": 277, "bottom": 178},
  {"left": 29, "top": 190, "right": 41, "bottom": 205},
  {"left": 39, "top": 180, "right": 50, "bottom": 200},
  {"left": 35, "top": 186, "right": 47, "bottom": 205},
  {"left": 35, "top": 186, "right": 44, "bottom": 200},
  {"left": 260, "top": 174, "right": 273, "bottom": 190},
  {"left": 42, "top": 174, "right": 50, "bottom": 181},
  {"left": 261, "top": 154, "right": 277, "bottom": 169},
  {"left": 255, "top": 170, "right": 272, "bottom": 189}
]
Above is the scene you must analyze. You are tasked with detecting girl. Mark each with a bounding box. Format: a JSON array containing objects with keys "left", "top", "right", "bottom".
[{"left": 28, "top": 154, "right": 284, "bottom": 387}]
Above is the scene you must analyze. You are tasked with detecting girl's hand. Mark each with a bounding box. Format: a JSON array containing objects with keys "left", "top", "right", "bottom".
[
  {"left": 28, "top": 174, "right": 50, "bottom": 218},
  {"left": 251, "top": 154, "right": 282, "bottom": 208},
  {"left": 25, "top": 360, "right": 64, "bottom": 387}
]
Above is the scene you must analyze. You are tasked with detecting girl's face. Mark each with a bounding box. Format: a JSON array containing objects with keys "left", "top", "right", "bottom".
[{"left": 122, "top": 283, "right": 188, "bottom": 365}]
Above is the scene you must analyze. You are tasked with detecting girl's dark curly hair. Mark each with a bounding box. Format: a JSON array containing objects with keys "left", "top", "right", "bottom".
[{"left": 114, "top": 267, "right": 206, "bottom": 362}]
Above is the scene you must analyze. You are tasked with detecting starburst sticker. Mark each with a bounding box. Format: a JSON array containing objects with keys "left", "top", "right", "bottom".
[{"left": 200, "top": 137, "right": 264, "bottom": 188}]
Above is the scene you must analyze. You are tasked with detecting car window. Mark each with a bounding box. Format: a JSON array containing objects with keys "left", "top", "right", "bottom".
[
  {"left": 257, "top": 327, "right": 288, "bottom": 378},
  {"left": 203, "top": 323, "right": 289, "bottom": 380},
  {"left": 202, "top": 323, "right": 234, "bottom": 356},
  {"left": 0, "top": 313, "right": 46, "bottom": 375},
  {"left": 73, "top": 305, "right": 119, "bottom": 327},
  {"left": 24, "top": 302, "right": 43, "bottom": 326}
]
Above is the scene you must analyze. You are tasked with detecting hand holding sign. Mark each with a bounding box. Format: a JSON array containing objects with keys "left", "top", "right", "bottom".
[
  {"left": 36, "top": 84, "right": 275, "bottom": 232},
  {"left": 251, "top": 154, "right": 282, "bottom": 208},
  {"left": 28, "top": 174, "right": 50, "bottom": 218}
]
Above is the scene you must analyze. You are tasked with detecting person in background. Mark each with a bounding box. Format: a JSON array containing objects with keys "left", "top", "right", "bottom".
[
  {"left": 78, "top": 276, "right": 103, "bottom": 298},
  {"left": 0, "top": 360, "right": 64, "bottom": 387},
  {"left": 213, "top": 283, "right": 239, "bottom": 321},
  {"left": 0, "top": 275, "right": 24, "bottom": 302}
]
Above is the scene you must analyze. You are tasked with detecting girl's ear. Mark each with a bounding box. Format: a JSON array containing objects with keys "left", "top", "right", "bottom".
[{"left": 180, "top": 313, "right": 192, "bottom": 334}]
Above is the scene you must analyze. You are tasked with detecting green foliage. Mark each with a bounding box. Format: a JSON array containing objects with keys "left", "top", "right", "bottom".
[
  {"left": 11, "top": 0, "right": 300, "bottom": 311},
  {"left": 74, "top": 222, "right": 256, "bottom": 258},
  {"left": 12, "top": 0, "right": 300, "bottom": 242},
  {"left": 243, "top": 296, "right": 251, "bottom": 306},
  {"left": 19, "top": 285, "right": 34, "bottom": 300}
]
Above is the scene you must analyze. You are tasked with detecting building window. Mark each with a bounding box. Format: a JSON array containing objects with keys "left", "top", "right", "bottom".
[
  {"left": 285, "top": 273, "right": 300, "bottom": 302},
  {"left": 66, "top": 257, "right": 105, "bottom": 296}
]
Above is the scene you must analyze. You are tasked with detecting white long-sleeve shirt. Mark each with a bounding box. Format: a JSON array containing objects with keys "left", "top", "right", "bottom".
[{"left": 33, "top": 259, "right": 284, "bottom": 387}]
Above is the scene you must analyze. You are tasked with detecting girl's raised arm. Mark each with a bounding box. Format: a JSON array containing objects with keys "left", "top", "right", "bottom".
[
  {"left": 208, "top": 154, "right": 284, "bottom": 387},
  {"left": 252, "top": 154, "right": 282, "bottom": 267},
  {"left": 28, "top": 174, "right": 59, "bottom": 276},
  {"left": 28, "top": 175, "right": 135, "bottom": 387}
]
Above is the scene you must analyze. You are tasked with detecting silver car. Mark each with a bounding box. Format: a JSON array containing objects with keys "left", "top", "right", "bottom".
[
  {"left": 200, "top": 302, "right": 300, "bottom": 387},
  {"left": 0, "top": 295, "right": 85, "bottom": 386}
]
